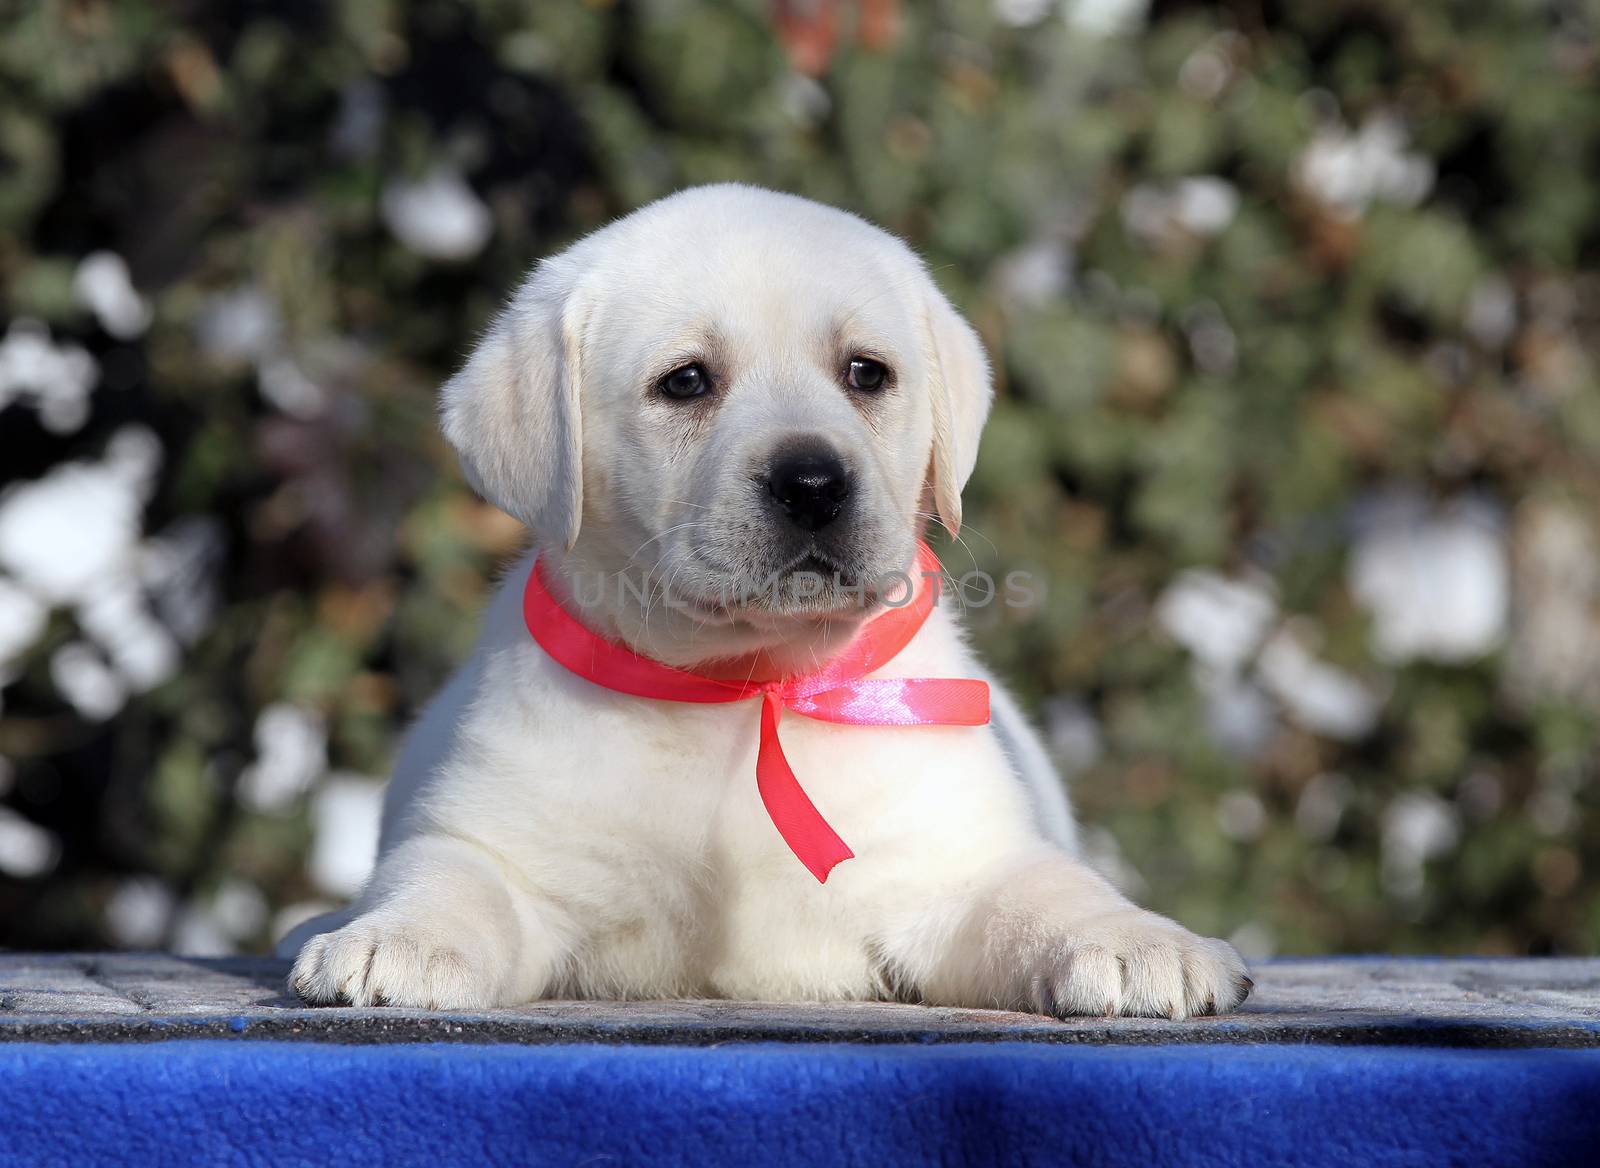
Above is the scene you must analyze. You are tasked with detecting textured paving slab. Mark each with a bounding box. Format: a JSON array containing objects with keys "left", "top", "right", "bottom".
[{"left": 2, "top": 953, "right": 1598, "bottom": 1047}]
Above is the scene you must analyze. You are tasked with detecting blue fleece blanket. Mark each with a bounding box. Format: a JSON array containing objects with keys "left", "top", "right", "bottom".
[{"left": 4, "top": 1041, "right": 1597, "bottom": 1167}]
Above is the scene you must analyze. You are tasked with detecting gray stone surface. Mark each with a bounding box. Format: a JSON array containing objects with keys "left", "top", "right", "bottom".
[{"left": 2, "top": 953, "right": 1598, "bottom": 1046}]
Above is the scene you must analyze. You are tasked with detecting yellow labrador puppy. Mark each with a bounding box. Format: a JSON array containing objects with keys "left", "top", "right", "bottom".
[{"left": 283, "top": 185, "right": 1251, "bottom": 1018}]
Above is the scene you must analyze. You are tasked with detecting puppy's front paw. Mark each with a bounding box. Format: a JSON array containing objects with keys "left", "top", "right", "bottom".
[
  {"left": 289, "top": 914, "right": 507, "bottom": 1009},
  {"left": 1035, "top": 910, "right": 1251, "bottom": 1020}
]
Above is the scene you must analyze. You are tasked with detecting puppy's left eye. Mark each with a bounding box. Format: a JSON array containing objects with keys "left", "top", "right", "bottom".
[
  {"left": 659, "top": 363, "right": 711, "bottom": 400},
  {"left": 846, "top": 357, "right": 888, "bottom": 392}
]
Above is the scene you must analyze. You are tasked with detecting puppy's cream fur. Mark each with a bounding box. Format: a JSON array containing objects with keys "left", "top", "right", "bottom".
[{"left": 283, "top": 186, "right": 1250, "bottom": 1018}]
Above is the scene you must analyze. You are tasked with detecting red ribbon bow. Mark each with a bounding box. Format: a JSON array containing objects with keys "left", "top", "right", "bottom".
[{"left": 522, "top": 542, "right": 990, "bottom": 882}]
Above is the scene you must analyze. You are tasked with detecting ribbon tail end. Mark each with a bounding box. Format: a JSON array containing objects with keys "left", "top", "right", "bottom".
[{"left": 806, "top": 844, "right": 855, "bottom": 884}]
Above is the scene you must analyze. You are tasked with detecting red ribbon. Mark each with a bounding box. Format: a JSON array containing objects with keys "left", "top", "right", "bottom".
[{"left": 522, "top": 542, "right": 990, "bottom": 883}]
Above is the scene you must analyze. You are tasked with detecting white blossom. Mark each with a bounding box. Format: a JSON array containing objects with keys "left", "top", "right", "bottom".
[
  {"left": 50, "top": 642, "right": 127, "bottom": 720},
  {"left": 309, "top": 773, "right": 385, "bottom": 897},
  {"left": 1155, "top": 569, "right": 1277, "bottom": 674},
  {"left": 212, "top": 878, "right": 270, "bottom": 940},
  {"left": 1216, "top": 790, "right": 1266, "bottom": 841},
  {"left": 0, "top": 439, "right": 152, "bottom": 604},
  {"left": 1257, "top": 625, "right": 1382, "bottom": 741},
  {"left": 239, "top": 703, "right": 328, "bottom": 814},
  {"left": 1349, "top": 491, "right": 1508, "bottom": 664},
  {"left": 1123, "top": 178, "right": 1239, "bottom": 245},
  {"left": 1381, "top": 792, "right": 1461, "bottom": 899},
  {"left": 1295, "top": 113, "right": 1434, "bottom": 218},
  {"left": 0, "top": 577, "right": 47, "bottom": 674},
  {"left": 1066, "top": 0, "right": 1148, "bottom": 37},
  {"left": 73, "top": 251, "right": 152, "bottom": 339},
  {"left": 381, "top": 166, "right": 493, "bottom": 260},
  {"left": 1172, "top": 178, "right": 1240, "bottom": 234},
  {"left": 171, "top": 904, "right": 235, "bottom": 957},
  {"left": 996, "top": 239, "right": 1073, "bottom": 308},
  {"left": 194, "top": 287, "right": 281, "bottom": 362},
  {"left": 106, "top": 877, "right": 174, "bottom": 947},
  {"left": 1158, "top": 570, "right": 1295, "bottom": 752},
  {"left": 0, "top": 808, "right": 59, "bottom": 878},
  {"left": 1178, "top": 36, "right": 1241, "bottom": 101},
  {"left": 258, "top": 354, "right": 327, "bottom": 418},
  {"left": 1199, "top": 669, "right": 1276, "bottom": 758},
  {"left": 77, "top": 577, "right": 179, "bottom": 692},
  {"left": 0, "top": 318, "right": 99, "bottom": 434},
  {"left": 0, "top": 426, "right": 211, "bottom": 711}
]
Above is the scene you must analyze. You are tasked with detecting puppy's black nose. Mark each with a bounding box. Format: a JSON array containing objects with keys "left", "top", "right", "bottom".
[{"left": 766, "top": 448, "right": 852, "bottom": 532}]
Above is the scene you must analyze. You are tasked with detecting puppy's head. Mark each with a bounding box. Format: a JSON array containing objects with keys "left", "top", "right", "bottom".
[{"left": 442, "top": 185, "right": 991, "bottom": 664}]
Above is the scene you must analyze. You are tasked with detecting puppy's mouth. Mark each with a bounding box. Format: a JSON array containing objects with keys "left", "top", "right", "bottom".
[
  {"left": 790, "top": 552, "right": 843, "bottom": 577},
  {"left": 671, "top": 550, "right": 880, "bottom": 625}
]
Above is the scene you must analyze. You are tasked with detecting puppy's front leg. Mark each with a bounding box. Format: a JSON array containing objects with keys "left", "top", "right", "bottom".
[
  {"left": 290, "top": 834, "right": 563, "bottom": 1009},
  {"left": 891, "top": 851, "right": 1252, "bottom": 1019}
]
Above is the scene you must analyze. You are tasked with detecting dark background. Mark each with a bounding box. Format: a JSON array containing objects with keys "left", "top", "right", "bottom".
[{"left": 1, "top": 0, "right": 1597, "bottom": 959}]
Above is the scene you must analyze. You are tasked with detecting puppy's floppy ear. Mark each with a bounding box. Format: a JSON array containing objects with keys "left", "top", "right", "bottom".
[
  {"left": 921, "top": 275, "right": 994, "bottom": 538},
  {"left": 440, "top": 258, "right": 589, "bottom": 552}
]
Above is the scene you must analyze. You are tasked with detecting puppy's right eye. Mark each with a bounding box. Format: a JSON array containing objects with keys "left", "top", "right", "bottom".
[{"left": 659, "top": 363, "right": 710, "bottom": 400}]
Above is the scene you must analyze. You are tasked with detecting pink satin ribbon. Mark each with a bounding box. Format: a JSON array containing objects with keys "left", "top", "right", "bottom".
[{"left": 522, "top": 542, "right": 990, "bottom": 882}]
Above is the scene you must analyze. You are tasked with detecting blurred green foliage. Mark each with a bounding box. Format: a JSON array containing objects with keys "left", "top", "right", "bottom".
[{"left": 1, "top": 0, "right": 1598, "bottom": 958}]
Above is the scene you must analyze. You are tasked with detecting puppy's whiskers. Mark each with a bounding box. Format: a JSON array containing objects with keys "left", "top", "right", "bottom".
[
  {"left": 625, "top": 521, "right": 709, "bottom": 572},
  {"left": 913, "top": 511, "right": 996, "bottom": 573}
]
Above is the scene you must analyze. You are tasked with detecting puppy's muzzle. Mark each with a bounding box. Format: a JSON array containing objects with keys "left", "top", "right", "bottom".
[{"left": 765, "top": 444, "right": 853, "bottom": 533}]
